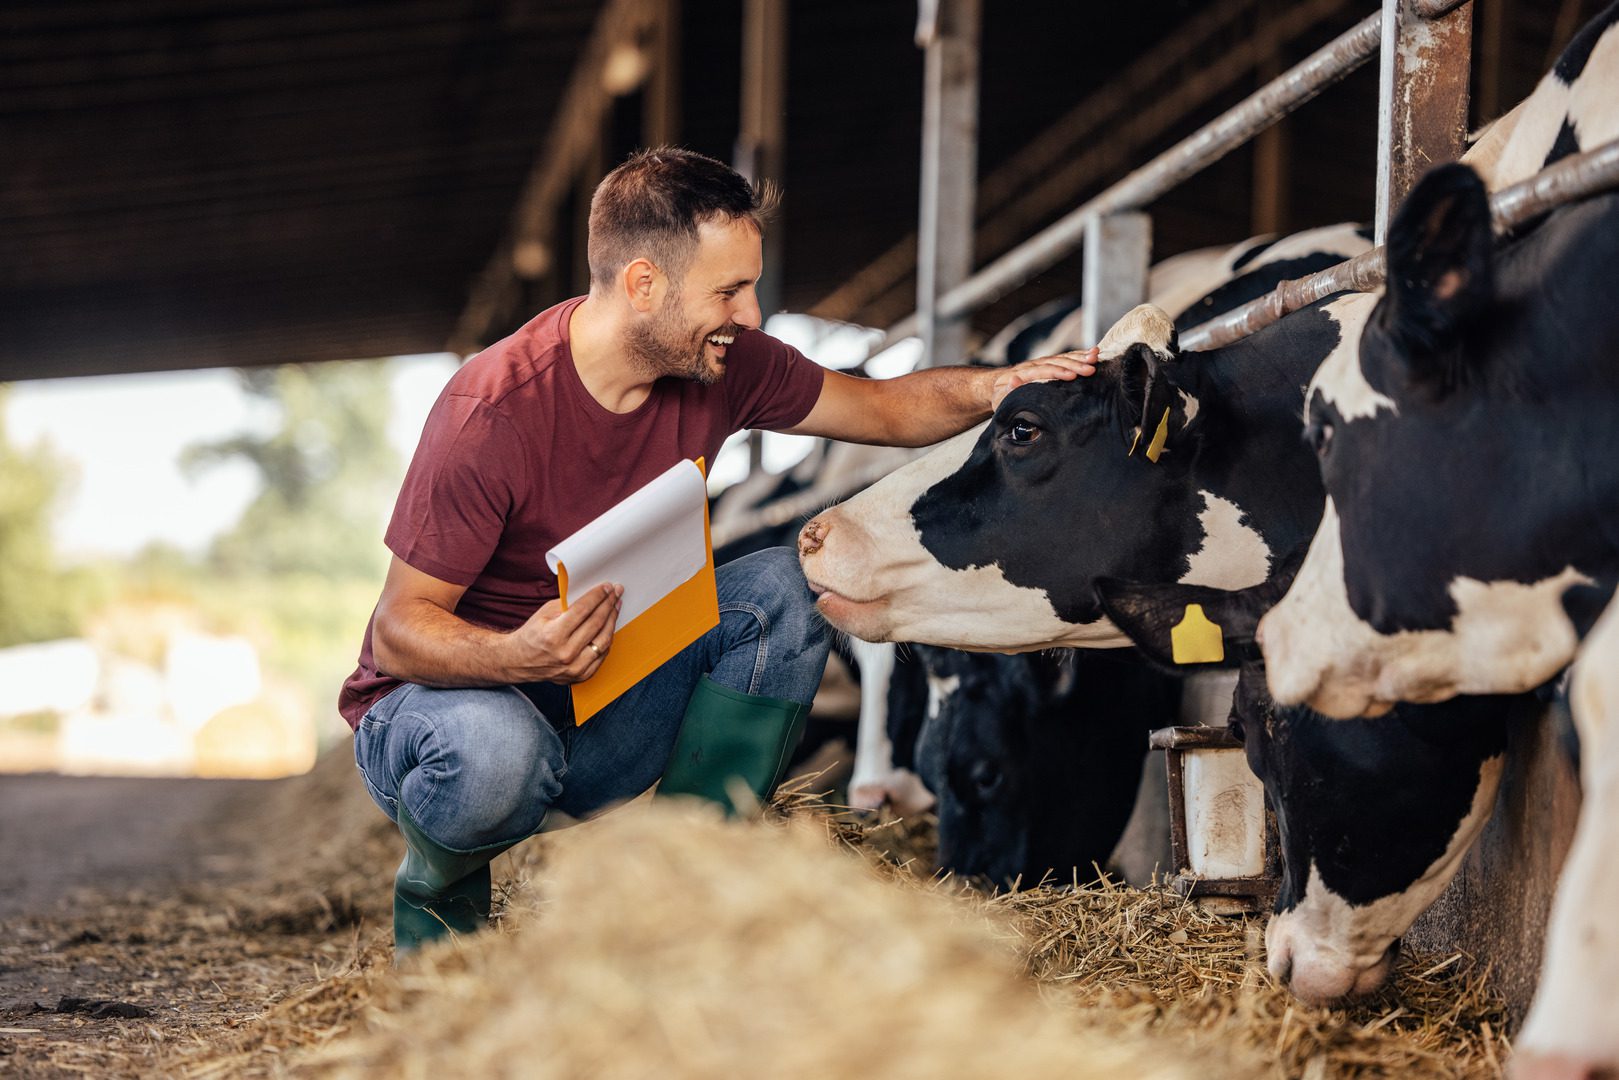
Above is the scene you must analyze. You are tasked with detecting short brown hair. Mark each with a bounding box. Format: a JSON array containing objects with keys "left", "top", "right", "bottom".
[{"left": 587, "top": 147, "right": 778, "bottom": 289}]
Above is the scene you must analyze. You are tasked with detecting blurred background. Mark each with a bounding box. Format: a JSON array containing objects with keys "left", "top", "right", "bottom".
[{"left": 0, "top": 0, "right": 1590, "bottom": 778}]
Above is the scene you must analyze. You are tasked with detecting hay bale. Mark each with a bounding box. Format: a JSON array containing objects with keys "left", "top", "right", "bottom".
[{"left": 311, "top": 803, "right": 1238, "bottom": 1080}]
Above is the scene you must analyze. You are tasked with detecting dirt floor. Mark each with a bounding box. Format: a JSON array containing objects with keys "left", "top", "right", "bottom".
[{"left": 0, "top": 761, "right": 395, "bottom": 1078}]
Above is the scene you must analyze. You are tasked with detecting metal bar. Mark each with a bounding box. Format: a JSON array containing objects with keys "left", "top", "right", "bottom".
[
  {"left": 1374, "top": 0, "right": 1473, "bottom": 243},
  {"left": 1182, "top": 137, "right": 1619, "bottom": 352},
  {"left": 1412, "top": 0, "right": 1469, "bottom": 17},
  {"left": 869, "top": 11, "right": 1382, "bottom": 356},
  {"left": 915, "top": 0, "right": 981, "bottom": 368},
  {"left": 1080, "top": 211, "right": 1152, "bottom": 348}
]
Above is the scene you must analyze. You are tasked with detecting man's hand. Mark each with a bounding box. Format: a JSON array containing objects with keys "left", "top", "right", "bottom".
[
  {"left": 989, "top": 347, "right": 1100, "bottom": 410},
  {"left": 507, "top": 582, "right": 624, "bottom": 685}
]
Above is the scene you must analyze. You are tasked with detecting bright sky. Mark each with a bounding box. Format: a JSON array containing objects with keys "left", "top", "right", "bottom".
[
  {"left": 4, "top": 354, "right": 460, "bottom": 561},
  {"left": 2, "top": 315, "right": 920, "bottom": 562}
]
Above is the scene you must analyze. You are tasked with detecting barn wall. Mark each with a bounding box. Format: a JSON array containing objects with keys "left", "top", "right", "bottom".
[{"left": 1406, "top": 700, "right": 1582, "bottom": 1027}]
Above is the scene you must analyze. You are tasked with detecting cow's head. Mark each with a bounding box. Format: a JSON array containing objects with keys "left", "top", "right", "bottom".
[
  {"left": 800, "top": 305, "right": 1228, "bottom": 650},
  {"left": 1098, "top": 572, "right": 1516, "bottom": 1005},
  {"left": 1259, "top": 163, "right": 1618, "bottom": 717},
  {"left": 912, "top": 646, "right": 1176, "bottom": 890}
]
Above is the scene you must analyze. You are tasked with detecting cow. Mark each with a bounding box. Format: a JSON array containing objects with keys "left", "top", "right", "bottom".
[
  {"left": 1514, "top": 595, "right": 1619, "bottom": 1079},
  {"left": 1256, "top": 165, "right": 1619, "bottom": 719},
  {"left": 796, "top": 292, "right": 1359, "bottom": 651},
  {"left": 1095, "top": 572, "right": 1531, "bottom": 1005},
  {"left": 905, "top": 646, "right": 1181, "bottom": 890}
]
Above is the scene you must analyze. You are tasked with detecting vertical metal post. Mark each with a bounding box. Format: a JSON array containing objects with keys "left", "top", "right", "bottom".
[
  {"left": 1080, "top": 211, "right": 1151, "bottom": 348},
  {"left": 916, "top": 0, "right": 981, "bottom": 368},
  {"left": 1375, "top": 0, "right": 1474, "bottom": 243}
]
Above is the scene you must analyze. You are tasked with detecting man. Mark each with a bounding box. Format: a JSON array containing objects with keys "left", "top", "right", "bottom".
[{"left": 339, "top": 147, "right": 1096, "bottom": 954}]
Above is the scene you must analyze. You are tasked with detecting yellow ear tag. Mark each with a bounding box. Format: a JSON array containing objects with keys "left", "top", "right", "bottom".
[
  {"left": 1144, "top": 406, "right": 1171, "bottom": 463},
  {"left": 1170, "top": 603, "right": 1225, "bottom": 664}
]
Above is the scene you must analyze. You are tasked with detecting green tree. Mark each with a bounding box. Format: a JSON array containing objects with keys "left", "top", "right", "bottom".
[
  {"left": 0, "top": 387, "right": 87, "bottom": 646},
  {"left": 184, "top": 361, "right": 401, "bottom": 580}
]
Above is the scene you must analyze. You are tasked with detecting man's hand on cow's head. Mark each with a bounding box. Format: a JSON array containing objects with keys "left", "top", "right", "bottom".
[{"left": 989, "top": 347, "right": 1099, "bottom": 410}]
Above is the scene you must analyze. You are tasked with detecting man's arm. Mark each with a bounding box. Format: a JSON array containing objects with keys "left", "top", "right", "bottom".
[
  {"left": 372, "top": 556, "right": 622, "bottom": 687},
  {"left": 783, "top": 350, "right": 1099, "bottom": 446}
]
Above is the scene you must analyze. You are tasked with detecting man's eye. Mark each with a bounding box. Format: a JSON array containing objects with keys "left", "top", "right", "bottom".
[{"left": 1005, "top": 420, "right": 1041, "bottom": 446}]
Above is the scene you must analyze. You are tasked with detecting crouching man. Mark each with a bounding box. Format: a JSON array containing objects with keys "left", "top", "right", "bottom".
[{"left": 337, "top": 147, "right": 1097, "bottom": 955}]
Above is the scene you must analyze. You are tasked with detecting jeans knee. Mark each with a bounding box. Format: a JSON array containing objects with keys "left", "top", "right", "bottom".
[
  {"left": 725, "top": 547, "right": 825, "bottom": 651},
  {"left": 402, "top": 688, "right": 566, "bottom": 849}
]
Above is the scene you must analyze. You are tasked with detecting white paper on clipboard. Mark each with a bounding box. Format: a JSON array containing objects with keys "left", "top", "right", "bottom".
[{"left": 544, "top": 459, "right": 709, "bottom": 627}]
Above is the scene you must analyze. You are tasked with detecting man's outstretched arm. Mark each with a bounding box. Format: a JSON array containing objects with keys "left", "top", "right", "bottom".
[
  {"left": 372, "top": 557, "right": 622, "bottom": 687},
  {"left": 783, "top": 349, "right": 1099, "bottom": 447}
]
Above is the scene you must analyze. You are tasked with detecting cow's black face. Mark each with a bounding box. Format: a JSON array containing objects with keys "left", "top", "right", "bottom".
[
  {"left": 911, "top": 359, "right": 1202, "bottom": 631},
  {"left": 1263, "top": 167, "right": 1619, "bottom": 716},
  {"left": 915, "top": 648, "right": 1172, "bottom": 891},
  {"left": 1242, "top": 688, "right": 1520, "bottom": 1004}
]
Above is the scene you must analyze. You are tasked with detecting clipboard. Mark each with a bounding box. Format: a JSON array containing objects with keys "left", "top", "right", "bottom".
[{"left": 548, "top": 458, "right": 720, "bottom": 724}]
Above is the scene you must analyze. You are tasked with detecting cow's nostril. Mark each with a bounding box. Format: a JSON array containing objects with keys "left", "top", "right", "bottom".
[
  {"left": 798, "top": 519, "right": 827, "bottom": 557},
  {"left": 1276, "top": 954, "right": 1293, "bottom": 986}
]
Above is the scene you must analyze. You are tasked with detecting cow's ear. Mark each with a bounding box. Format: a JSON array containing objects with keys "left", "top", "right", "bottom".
[
  {"left": 1096, "top": 578, "right": 1272, "bottom": 672},
  {"left": 1384, "top": 163, "right": 1494, "bottom": 369},
  {"left": 1115, "top": 343, "right": 1187, "bottom": 462}
]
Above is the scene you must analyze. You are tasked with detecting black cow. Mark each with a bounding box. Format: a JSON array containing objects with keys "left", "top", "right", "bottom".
[
  {"left": 1259, "top": 165, "right": 1619, "bottom": 718},
  {"left": 1097, "top": 573, "right": 1529, "bottom": 1005},
  {"left": 906, "top": 647, "right": 1180, "bottom": 890}
]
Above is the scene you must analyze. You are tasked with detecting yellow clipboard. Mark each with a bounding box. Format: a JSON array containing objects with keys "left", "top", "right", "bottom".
[{"left": 554, "top": 458, "right": 720, "bottom": 724}]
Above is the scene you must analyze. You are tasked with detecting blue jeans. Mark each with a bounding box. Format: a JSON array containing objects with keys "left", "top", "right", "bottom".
[{"left": 352, "top": 548, "right": 830, "bottom": 851}]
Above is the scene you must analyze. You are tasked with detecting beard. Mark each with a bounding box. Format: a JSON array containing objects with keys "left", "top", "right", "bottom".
[{"left": 625, "top": 289, "right": 738, "bottom": 387}]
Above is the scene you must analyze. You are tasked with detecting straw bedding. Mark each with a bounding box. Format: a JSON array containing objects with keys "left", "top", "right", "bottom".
[{"left": 0, "top": 752, "right": 1513, "bottom": 1078}]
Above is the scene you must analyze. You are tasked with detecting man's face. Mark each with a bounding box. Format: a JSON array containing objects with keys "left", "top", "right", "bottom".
[{"left": 628, "top": 218, "right": 765, "bottom": 385}]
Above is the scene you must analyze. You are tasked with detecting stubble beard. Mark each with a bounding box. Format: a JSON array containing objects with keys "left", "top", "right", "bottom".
[{"left": 626, "top": 288, "right": 728, "bottom": 386}]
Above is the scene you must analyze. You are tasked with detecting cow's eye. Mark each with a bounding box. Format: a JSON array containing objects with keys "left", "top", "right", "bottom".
[
  {"left": 1004, "top": 417, "right": 1042, "bottom": 446},
  {"left": 1304, "top": 419, "right": 1334, "bottom": 455},
  {"left": 968, "top": 759, "right": 1003, "bottom": 801}
]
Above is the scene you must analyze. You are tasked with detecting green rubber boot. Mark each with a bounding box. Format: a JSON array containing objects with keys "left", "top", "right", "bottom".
[
  {"left": 393, "top": 805, "right": 519, "bottom": 956},
  {"left": 655, "top": 675, "right": 811, "bottom": 816}
]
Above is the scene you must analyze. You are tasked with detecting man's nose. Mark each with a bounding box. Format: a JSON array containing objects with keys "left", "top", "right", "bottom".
[{"left": 734, "top": 289, "right": 763, "bottom": 331}]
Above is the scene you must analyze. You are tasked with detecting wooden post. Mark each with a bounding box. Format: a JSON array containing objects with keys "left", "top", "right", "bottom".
[
  {"left": 645, "top": 0, "right": 681, "bottom": 147},
  {"left": 737, "top": 0, "right": 787, "bottom": 324},
  {"left": 915, "top": 0, "right": 981, "bottom": 368},
  {"left": 1081, "top": 211, "right": 1151, "bottom": 349},
  {"left": 1375, "top": 0, "right": 1474, "bottom": 243}
]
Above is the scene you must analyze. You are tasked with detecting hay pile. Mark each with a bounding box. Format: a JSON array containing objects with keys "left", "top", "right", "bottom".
[
  {"left": 9, "top": 752, "right": 1509, "bottom": 1078},
  {"left": 305, "top": 802, "right": 1238, "bottom": 1080}
]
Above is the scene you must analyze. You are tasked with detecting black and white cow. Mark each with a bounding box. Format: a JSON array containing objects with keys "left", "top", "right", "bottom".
[
  {"left": 1097, "top": 573, "right": 1530, "bottom": 1004},
  {"left": 1257, "top": 165, "right": 1619, "bottom": 718},
  {"left": 797, "top": 293, "right": 1355, "bottom": 649},
  {"left": 906, "top": 646, "right": 1180, "bottom": 890}
]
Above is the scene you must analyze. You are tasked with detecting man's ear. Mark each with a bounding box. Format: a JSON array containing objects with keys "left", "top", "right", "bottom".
[
  {"left": 621, "top": 257, "right": 663, "bottom": 313},
  {"left": 1096, "top": 577, "right": 1273, "bottom": 672},
  {"left": 1383, "top": 162, "right": 1494, "bottom": 374}
]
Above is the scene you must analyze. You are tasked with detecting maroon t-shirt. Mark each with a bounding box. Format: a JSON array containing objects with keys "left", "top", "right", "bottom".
[{"left": 337, "top": 296, "right": 825, "bottom": 728}]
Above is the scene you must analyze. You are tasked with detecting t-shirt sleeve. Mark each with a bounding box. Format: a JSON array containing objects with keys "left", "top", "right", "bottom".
[
  {"left": 725, "top": 331, "right": 826, "bottom": 432},
  {"left": 384, "top": 394, "right": 526, "bottom": 587}
]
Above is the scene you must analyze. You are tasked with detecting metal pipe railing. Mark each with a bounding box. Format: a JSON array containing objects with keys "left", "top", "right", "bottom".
[
  {"left": 725, "top": 143, "right": 1619, "bottom": 533},
  {"left": 866, "top": 10, "right": 1383, "bottom": 359},
  {"left": 1180, "top": 137, "right": 1619, "bottom": 351},
  {"left": 1412, "top": 0, "right": 1469, "bottom": 19}
]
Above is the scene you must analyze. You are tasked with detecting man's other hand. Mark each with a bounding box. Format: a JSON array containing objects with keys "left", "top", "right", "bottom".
[
  {"left": 512, "top": 583, "right": 624, "bottom": 684},
  {"left": 989, "top": 347, "right": 1100, "bottom": 410}
]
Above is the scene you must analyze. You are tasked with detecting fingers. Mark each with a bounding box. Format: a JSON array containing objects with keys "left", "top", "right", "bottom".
[{"left": 563, "top": 583, "right": 621, "bottom": 657}]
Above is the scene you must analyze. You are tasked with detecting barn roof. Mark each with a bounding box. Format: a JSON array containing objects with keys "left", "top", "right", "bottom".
[{"left": 0, "top": 0, "right": 1590, "bottom": 382}]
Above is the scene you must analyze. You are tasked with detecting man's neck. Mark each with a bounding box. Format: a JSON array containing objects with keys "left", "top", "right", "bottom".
[{"left": 569, "top": 294, "right": 658, "bottom": 414}]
